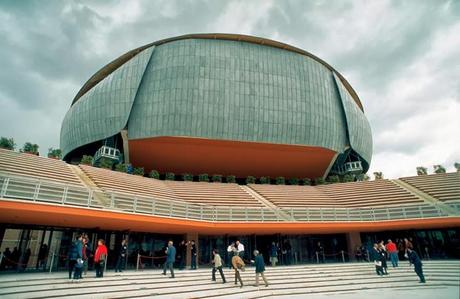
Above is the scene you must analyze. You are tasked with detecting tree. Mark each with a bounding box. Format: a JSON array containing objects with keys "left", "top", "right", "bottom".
[
  {"left": 314, "top": 177, "right": 325, "bottom": 185},
  {"left": 259, "top": 176, "right": 271, "bottom": 184},
  {"left": 246, "top": 176, "right": 256, "bottom": 184},
  {"left": 455, "top": 162, "right": 460, "bottom": 172},
  {"left": 276, "top": 176, "right": 285, "bottom": 185},
  {"left": 115, "top": 163, "right": 128, "bottom": 172},
  {"left": 327, "top": 175, "right": 340, "bottom": 184},
  {"left": 302, "top": 178, "right": 312, "bottom": 186},
  {"left": 80, "top": 155, "right": 93, "bottom": 165},
  {"left": 226, "top": 175, "right": 236, "bottom": 184},
  {"left": 342, "top": 174, "right": 354, "bottom": 183},
  {"left": 433, "top": 165, "right": 446, "bottom": 174},
  {"left": 288, "top": 177, "right": 299, "bottom": 185},
  {"left": 165, "top": 172, "right": 175, "bottom": 180},
  {"left": 356, "top": 173, "right": 370, "bottom": 181},
  {"left": 182, "top": 173, "right": 193, "bottom": 181},
  {"left": 373, "top": 172, "right": 383, "bottom": 180},
  {"left": 0, "top": 137, "right": 15, "bottom": 150},
  {"left": 47, "top": 148, "right": 62, "bottom": 159},
  {"left": 133, "top": 167, "right": 144, "bottom": 176},
  {"left": 99, "top": 157, "right": 113, "bottom": 169},
  {"left": 211, "top": 174, "right": 222, "bottom": 183},
  {"left": 149, "top": 170, "right": 160, "bottom": 179},
  {"left": 416, "top": 166, "right": 427, "bottom": 176},
  {"left": 198, "top": 173, "right": 209, "bottom": 182},
  {"left": 21, "top": 142, "right": 39, "bottom": 155}
]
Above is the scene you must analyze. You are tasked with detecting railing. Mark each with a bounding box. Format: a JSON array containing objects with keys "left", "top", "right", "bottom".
[{"left": 0, "top": 173, "right": 458, "bottom": 223}]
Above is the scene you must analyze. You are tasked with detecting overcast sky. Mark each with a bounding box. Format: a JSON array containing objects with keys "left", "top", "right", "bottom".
[{"left": 0, "top": 0, "right": 459, "bottom": 179}]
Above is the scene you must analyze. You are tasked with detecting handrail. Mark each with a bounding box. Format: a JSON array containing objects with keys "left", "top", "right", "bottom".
[{"left": 0, "top": 173, "right": 457, "bottom": 223}]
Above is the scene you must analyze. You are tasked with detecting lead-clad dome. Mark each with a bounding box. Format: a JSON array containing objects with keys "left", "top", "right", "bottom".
[{"left": 60, "top": 33, "right": 372, "bottom": 179}]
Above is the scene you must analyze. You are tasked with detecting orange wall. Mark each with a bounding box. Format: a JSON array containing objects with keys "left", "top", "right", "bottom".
[
  {"left": 1, "top": 200, "right": 459, "bottom": 235},
  {"left": 129, "top": 136, "right": 336, "bottom": 178}
]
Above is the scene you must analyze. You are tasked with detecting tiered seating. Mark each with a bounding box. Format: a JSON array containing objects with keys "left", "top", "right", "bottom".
[
  {"left": 79, "top": 165, "right": 177, "bottom": 201},
  {"left": 164, "top": 181, "right": 262, "bottom": 207},
  {"left": 0, "top": 148, "right": 83, "bottom": 186},
  {"left": 400, "top": 172, "right": 460, "bottom": 202},
  {"left": 317, "top": 179, "right": 424, "bottom": 207},
  {"left": 249, "top": 184, "right": 336, "bottom": 208}
]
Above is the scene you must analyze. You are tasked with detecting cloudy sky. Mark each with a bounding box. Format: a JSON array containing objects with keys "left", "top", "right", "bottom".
[{"left": 0, "top": 0, "right": 459, "bottom": 179}]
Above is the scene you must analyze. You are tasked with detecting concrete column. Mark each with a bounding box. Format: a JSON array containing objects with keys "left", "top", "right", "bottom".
[
  {"left": 346, "top": 231, "right": 362, "bottom": 261},
  {"left": 120, "top": 129, "right": 130, "bottom": 164},
  {"left": 185, "top": 232, "right": 199, "bottom": 268}
]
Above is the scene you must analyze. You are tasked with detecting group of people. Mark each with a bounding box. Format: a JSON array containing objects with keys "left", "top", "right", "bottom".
[
  {"left": 370, "top": 238, "right": 425, "bottom": 283},
  {"left": 0, "top": 247, "right": 32, "bottom": 271}
]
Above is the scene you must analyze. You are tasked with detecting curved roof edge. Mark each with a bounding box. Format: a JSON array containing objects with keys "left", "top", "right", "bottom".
[{"left": 71, "top": 33, "right": 364, "bottom": 111}]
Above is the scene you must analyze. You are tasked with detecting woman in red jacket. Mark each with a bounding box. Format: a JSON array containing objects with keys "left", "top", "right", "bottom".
[{"left": 94, "top": 239, "right": 108, "bottom": 278}]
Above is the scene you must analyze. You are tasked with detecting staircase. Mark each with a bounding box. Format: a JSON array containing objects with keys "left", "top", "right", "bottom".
[
  {"left": 240, "top": 185, "right": 294, "bottom": 221},
  {"left": 68, "top": 165, "right": 111, "bottom": 207},
  {"left": 0, "top": 261, "right": 458, "bottom": 299}
]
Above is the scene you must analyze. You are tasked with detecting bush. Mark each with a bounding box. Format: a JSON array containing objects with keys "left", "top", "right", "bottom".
[
  {"left": 80, "top": 155, "right": 93, "bottom": 165},
  {"left": 212, "top": 174, "right": 222, "bottom": 183},
  {"left": 259, "top": 176, "right": 270, "bottom": 184},
  {"left": 288, "top": 177, "right": 299, "bottom": 185},
  {"left": 327, "top": 175, "right": 340, "bottom": 184},
  {"left": 226, "top": 175, "right": 236, "bottom": 183},
  {"left": 47, "top": 147, "right": 62, "bottom": 159},
  {"left": 21, "top": 142, "right": 39, "bottom": 155},
  {"left": 246, "top": 176, "right": 256, "bottom": 184},
  {"left": 133, "top": 167, "right": 144, "bottom": 176},
  {"left": 302, "top": 178, "right": 312, "bottom": 186},
  {"left": 99, "top": 158, "right": 113, "bottom": 169},
  {"left": 149, "top": 170, "right": 160, "bottom": 179},
  {"left": 0, "top": 137, "right": 16, "bottom": 150},
  {"left": 314, "top": 177, "right": 325, "bottom": 185},
  {"left": 182, "top": 173, "right": 193, "bottom": 181},
  {"left": 198, "top": 173, "right": 209, "bottom": 182},
  {"left": 342, "top": 174, "right": 354, "bottom": 182},
  {"left": 276, "top": 176, "right": 285, "bottom": 185},
  {"left": 115, "top": 163, "right": 128, "bottom": 172},
  {"left": 165, "top": 172, "right": 175, "bottom": 180}
]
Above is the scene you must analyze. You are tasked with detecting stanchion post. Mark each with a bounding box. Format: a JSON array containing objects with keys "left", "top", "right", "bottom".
[
  {"left": 104, "top": 253, "right": 108, "bottom": 274},
  {"left": 322, "top": 252, "right": 325, "bottom": 263},
  {"left": 341, "top": 250, "right": 345, "bottom": 263},
  {"left": 0, "top": 252, "right": 3, "bottom": 268},
  {"left": 315, "top": 251, "right": 319, "bottom": 264},
  {"left": 49, "top": 252, "right": 55, "bottom": 273},
  {"left": 136, "top": 254, "right": 140, "bottom": 271},
  {"left": 366, "top": 250, "right": 370, "bottom": 262}
]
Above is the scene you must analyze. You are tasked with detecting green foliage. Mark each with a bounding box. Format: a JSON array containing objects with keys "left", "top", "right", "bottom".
[
  {"left": 0, "top": 137, "right": 16, "bottom": 150},
  {"left": 211, "top": 174, "right": 222, "bottom": 183},
  {"left": 246, "top": 176, "right": 256, "bottom": 184},
  {"left": 275, "top": 176, "right": 285, "bottom": 185},
  {"left": 198, "top": 173, "right": 209, "bottom": 182},
  {"left": 21, "top": 142, "right": 39, "bottom": 155},
  {"left": 327, "top": 175, "right": 340, "bottom": 184},
  {"left": 342, "top": 174, "right": 354, "bottom": 183},
  {"left": 455, "top": 162, "right": 460, "bottom": 172},
  {"left": 80, "top": 155, "right": 93, "bottom": 165},
  {"left": 433, "top": 165, "right": 446, "bottom": 174},
  {"left": 314, "top": 177, "right": 325, "bottom": 185},
  {"left": 47, "top": 148, "right": 62, "bottom": 159},
  {"left": 115, "top": 163, "right": 128, "bottom": 172},
  {"left": 356, "top": 173, "right": 370, "bottom": 181},
  {"left": 288, "top": 177, "right": 299, "bottom": 185},
  {"left": 99, "top": 157, "right": 113, "bottom": 169},
  {"left": 373, "top": 172, "right": 383, "bottom": 180},
  {"left": 165, "top": 172, "right": 175, "bottom": 180},
  {"left": 133, "top": 167, "right": 144, "bottom": 176},
  {"left": 302, "top": 178, "right": 312, "bottom": 186},
  {"left": 226, "top": 175, "right": 236, "bottom": 184},
  {"left": 182, "top": 173, "right": 193, "bottom": 181},
  {"left": 416, "top": 166, "right": 427, "bottom": 175},
  {"left": 149, "top": 170, "right": 160, "bottom": 179},
  {"left": 259, "top": 176, "right": 271, "bottom": 184}
]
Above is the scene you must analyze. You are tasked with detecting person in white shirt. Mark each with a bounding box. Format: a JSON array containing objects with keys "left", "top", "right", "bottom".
[{"left": 227, "top": 240, "right": 245, "bottom": 257}]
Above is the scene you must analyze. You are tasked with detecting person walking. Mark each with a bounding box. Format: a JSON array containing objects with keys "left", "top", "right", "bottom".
[
  {"left": 378, "top": 241, "right": 389, "bottom": 275},
  {"left": 253, "top": 250, "right": 269, "bottom": 287},
  {"left": 68, "top": 235, "right": 83, "bottom": 281},
  {"left": 386, "top": 239, "right": 399, "bottom": 268},
  {"left": 115, "top": 239, "right": 128, "bottom": 273},
  {"left": 269, "top": 242, "right": 278, "bottom": 267},
  {"left": 231, "top": 247, "right": 245, "bottom": 288},
  {"left": 162, "top": 240, "right": 176, "bottom": 278},
  {"left": 94, "top": 239, "right": 108, "bottom": 278},
  {"left": 371, "top": 243, "right": 384, "bottom": 276},
  {"left": 190, "top": 240, "right": 197, "bottom": 270},
  {"left": 82, "top": 237, "right": 91, "bottom": 276},
  {"left": 211, "top": 249, "right": 226, "bottom": 283},
  {"left": 407, "top": 248, "right": 426, "bottom": 283},
  {"left": 227, "top": 242, "right": 235, "bottom": 269}
]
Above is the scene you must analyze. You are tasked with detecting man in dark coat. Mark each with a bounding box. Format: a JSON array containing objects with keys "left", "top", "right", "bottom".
[
  {"left": 162, "top": 240, "right": 176, "bottom": 278},
  {"left": 115, "top": 239, "right": 128, "bottom": 273},
  {"left": 253, "top": 250, "right": 269, "bottom": 287},
  {"left": 371, "top": 243, "right": 384, "bottom": 276},
  {"left": 68, "top": 235, "right": 83, "bottom": 280},
  {"left": 190, "top": 240, "right": 197, "bottom": 270},
  {"left": 177, "top": 240, "right": 186, "bottom": 270},
  {"left": 407, "top": 248, "right": 426, "bottom": 283}
]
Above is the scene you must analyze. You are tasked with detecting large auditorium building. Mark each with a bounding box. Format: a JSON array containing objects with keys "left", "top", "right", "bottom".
[{"left": 0, "top": 34, "right": 459, "bottom": 271}]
